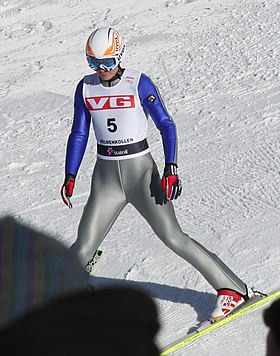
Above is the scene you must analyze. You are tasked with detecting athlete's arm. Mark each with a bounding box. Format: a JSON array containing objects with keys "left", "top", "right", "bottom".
[
  {"left": 138, "top": 73, "right": 177, "bottom": 164},
  {"left": 65, "top": 79, "right": 91, "bottom": 176}
]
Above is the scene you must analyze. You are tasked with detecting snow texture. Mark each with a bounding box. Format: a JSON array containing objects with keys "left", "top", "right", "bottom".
[{"left": 1, "top": 0, "right": 280, "bottom": 354}]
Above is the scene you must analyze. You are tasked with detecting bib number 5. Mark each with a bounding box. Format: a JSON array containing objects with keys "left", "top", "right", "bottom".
[{"left": 107, "top": 118, "right": 117, "bottom": 133}]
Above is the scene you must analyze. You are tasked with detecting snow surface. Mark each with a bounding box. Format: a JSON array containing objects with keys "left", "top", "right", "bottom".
[{"left": 1, "top": 0, "right": 280, "bottom": 354}]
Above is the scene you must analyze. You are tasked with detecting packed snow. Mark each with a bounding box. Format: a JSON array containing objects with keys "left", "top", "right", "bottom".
[{"left": 1, "top": 0, "right": 280, "bottom": 354}]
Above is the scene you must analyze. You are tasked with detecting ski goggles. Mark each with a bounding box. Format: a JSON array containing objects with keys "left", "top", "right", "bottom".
[{"left": 86, "top": 55, "right": 118, "bottom": 71}]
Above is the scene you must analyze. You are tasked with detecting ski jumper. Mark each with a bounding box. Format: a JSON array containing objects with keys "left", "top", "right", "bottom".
[{"left": 65, "top": 68, "right": 248, "bottom": 296}]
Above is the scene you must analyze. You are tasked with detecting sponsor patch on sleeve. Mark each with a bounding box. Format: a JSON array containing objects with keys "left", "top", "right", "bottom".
[{"left": 147, "top": 94, "right": 156, "bottom": 103}]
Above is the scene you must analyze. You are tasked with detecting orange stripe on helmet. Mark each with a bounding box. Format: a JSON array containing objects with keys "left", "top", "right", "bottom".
[
  {"left": 104, "top": 30, "right": 119, "bottom": 56},
  {"left": 86, "top": 38, "right": 95, "bottom": 57}
]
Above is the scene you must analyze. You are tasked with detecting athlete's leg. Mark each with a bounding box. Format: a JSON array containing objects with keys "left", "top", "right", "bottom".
[
  {"left": 70, "top": 159, "right": 127, "bottom": 266},
  {"left": 122, "top": 154, "right": 247, "bottom": 296}
]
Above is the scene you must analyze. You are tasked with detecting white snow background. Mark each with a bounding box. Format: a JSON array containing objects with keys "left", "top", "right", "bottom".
[{"left": 1, "top": 0, "right": 280, "bottom": 354}]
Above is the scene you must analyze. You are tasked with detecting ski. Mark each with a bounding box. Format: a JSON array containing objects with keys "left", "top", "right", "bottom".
[
  {"left": 85, "top": 249, "right": 103, "bottom": 276},
  {"left": 160, "top": 288, "right": 280, "bottom": 355}
]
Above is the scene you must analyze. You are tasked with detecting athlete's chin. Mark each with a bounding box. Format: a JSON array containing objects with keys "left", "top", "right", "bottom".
[
  {"left": 100, "top": 74, "right": 111, "bottom": 80},
  {"left": 98, "top": 71, "right": 113, "bottom": 80}
]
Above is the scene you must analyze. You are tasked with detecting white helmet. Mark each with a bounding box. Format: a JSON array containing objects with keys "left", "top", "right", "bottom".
[{"left": 86, "top": 27, "right": 125, "bottom": 71}]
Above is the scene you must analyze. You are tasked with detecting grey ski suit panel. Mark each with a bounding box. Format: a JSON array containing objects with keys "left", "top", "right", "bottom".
[{"left": 71, "top": 153, "right": 247, "bottom": 296}]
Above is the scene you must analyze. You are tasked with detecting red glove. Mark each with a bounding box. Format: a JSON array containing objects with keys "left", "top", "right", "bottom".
[
  {"left": 61, "top": 174, "right": 75, "bottom": 208},
  {"left": 161, "top": 163, "right": 182, "bottom": 200}
]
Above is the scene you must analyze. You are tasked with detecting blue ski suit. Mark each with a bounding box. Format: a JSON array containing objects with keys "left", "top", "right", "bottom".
[{"left": 64, "top": 68, "right": 248, "bottom": 297}]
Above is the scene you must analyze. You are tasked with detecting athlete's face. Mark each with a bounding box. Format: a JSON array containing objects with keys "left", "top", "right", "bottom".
[{"left": 97, "top": 66, "right": 119, "bottom": 81}]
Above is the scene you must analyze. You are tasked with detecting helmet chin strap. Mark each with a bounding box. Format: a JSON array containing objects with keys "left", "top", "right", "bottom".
[{"left": 99, "top": 66, "right": 124, "bottom": 87}]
